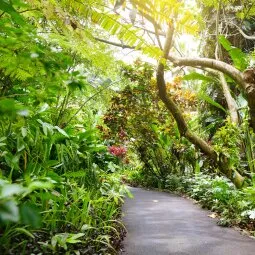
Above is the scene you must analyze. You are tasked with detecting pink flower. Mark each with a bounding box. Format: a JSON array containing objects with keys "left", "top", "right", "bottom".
[{"left": 108, "top": 145, "right": 127, "bottom": 157}]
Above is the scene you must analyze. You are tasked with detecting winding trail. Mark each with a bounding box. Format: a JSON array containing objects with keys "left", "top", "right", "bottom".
[{"left": 120, "top": 187, "right": 255, "bottom": 255}]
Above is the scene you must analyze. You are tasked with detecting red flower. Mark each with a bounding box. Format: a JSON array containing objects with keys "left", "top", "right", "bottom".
[{"left": 108, "top": 145, "right": 127, "bottom": 158}]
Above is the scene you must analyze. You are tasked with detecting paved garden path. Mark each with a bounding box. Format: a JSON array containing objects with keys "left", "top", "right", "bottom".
[{"left": 120, "top": 187, "right": 255, "bottom": 255}]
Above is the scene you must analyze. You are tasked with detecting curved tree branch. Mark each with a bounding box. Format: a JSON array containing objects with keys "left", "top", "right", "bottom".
[
  {"left": 94, "top": 37, "right": 136, "bottom": 49},
  {"left": 167, "top": 56, "right": 245, "bottom": 89},
  {"left": 157, "top": 25, "right": 216, "bottom": 158},
  {"left": 157, "top": 24, "right": 244, "bottom": 188},
  {"left": 232, "top": 23, "right": 255, "bottom": 40},
  {"left": 167, "top": 55, "right": 255, "bottom": 130}
]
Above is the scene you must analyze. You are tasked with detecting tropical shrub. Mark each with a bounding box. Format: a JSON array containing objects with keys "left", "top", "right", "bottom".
[{"left": 104, "top": 61, "right": 198, "bottom": 182}]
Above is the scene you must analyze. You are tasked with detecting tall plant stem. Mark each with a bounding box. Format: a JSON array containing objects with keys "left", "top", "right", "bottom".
[{"left": 215, "top": 1, "right": 239, "bottom": 124}]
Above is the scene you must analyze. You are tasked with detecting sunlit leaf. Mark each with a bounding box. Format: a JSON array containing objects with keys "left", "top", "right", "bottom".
[
  {"left": 0, "top": 200, "right": 19, "bottom": 223},
  {"left": 54, "top": 126, "right": 69, "bottom": 137},
  {"left": 1, "top": 183, "right": 26, "bottom": 198},
  {"left": 218, "top": 35, "right": 248, "bottom": 70},
  {"left": 183, "top": 72, "right": 217, "bottom": 83}
]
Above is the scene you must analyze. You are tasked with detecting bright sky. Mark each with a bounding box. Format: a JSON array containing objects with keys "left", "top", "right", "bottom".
[{"left": 112, "top": 0, "right": 200, "bottom": 64}]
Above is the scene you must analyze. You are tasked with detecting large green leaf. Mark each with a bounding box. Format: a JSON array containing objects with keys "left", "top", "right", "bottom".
[
  {"left": 66, "top": 233, "right": 85, "bottom": 244},
  {"left": 28, "top": 180, "right": 54, "bottom": 192},
  {"left": 198, "top": 92, "right": 226, "bottom": 113},
  {"left": 20, "top": 203, "right": 42, "bottom": 228},
  {"left": 218, "top": 35, "right": 248, "bottom": 70},
  {"left": 0, "top": 0, "right": 25, "bottom": 25},
  {"left": 54, "top": 126, "right": 69, "bottom": 137},
  {"left": 183, "top": 72, "right": 217, "bottom": 83},
  {"left": 1, "top": 183, "right": 26, "bottom": 198}
]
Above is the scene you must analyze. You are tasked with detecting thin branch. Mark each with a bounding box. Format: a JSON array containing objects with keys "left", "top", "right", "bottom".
[
  {"left": 132, "top": 6, "right": 161, "bottom": 31},
  {"left": 173, "top": 44, "right": 184, "bottom": 57},
  {"left": 130, "top": 0, "right": 161, "bottom": 29},
  {"left": 94, "top": 37, "right": 136, "bottom": 49},
  {"left": 134, "top": 25, "right": 165, "bottom": 36},
  {"left": 146, "top": 30, "right": 156, "bottom": 45},
  {"left": 232, "top": 23, "right": 255, "bottom": 40},
  {"left": 154, "top": 24, "right": 163, "bottom": 50},
  {"left": 18, "top": 8, "right": 39, "bottom": 14},
  {"left": 64, "top": 79, "right": 123, "bottom": 127}
]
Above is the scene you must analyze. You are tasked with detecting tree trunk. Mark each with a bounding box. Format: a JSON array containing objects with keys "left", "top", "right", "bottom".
[
  {"left": 157, "top": 25, "right": 245, "bottom": 188},
  {"left": 219, "top": 73, "right": 239, "bottom": 124}
]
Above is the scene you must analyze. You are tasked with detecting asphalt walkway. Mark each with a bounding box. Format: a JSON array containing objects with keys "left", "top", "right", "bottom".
[{"left": 120, "top": 187, "right": 255, "bottom": 255}]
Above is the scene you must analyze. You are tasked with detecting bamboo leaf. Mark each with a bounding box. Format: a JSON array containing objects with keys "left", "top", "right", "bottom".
[{"left": 183, "top": 72, "right": 217, "bottom": 83}]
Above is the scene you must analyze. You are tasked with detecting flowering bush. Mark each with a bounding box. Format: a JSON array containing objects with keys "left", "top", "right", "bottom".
[{"left": 108, "top": 145, "right": 127, "bottom": 158}]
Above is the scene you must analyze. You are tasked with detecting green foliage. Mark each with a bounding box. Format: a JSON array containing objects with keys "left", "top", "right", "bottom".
[
  {"left": 0, "top": 108, "right": 126, "bottom": 254},
  {"left": 196, "top": 80, "right": 227, "bottom": 139},
  {"left": 125, "top": 167, "right": 165, "bottom": 189},
  {"left": 0, "top": 111, "right": 127, "bottom": 253},
  {"left": 185, "top": 174, "right": 255, "bottom": 228},
  {"left": 104, "top": 62, "right": 198, "bottom": 182},
  {"left": 183, "top": 72, "right": 217, "bottom": 83},
  {"left": 0, "top": 1, "right": 128, "bottom": 254},
  {"left": 165, "top": 175, "right": 184, "bottom": 192},
  {"left": 1, "top": 0, "right": 255, "bottom": 251},
  {"left": 213, "top": 118, "right": 241, "bottom": 169},
  {"left": 49, "top": 233, "right": 85, "bottom": 252},
  {"left": 218, "top": 35, "right": 248, "bottom": 70},
  {"left": 198, "top": 91, "right": 226, "bottom": 113},
  {"left": 0, "top": 178, "right": 54, "bottom": 227},
  {"left": 236, "top": 110, "right": 255, "bottom": 173}
]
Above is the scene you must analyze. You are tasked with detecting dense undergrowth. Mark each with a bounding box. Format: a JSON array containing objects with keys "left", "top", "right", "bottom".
[
  {"left": 0, "top": 117, "right": 130, "bottom": 254},
  {"left": 0, "top": 2, "right": 129, "bottom": 254}
]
